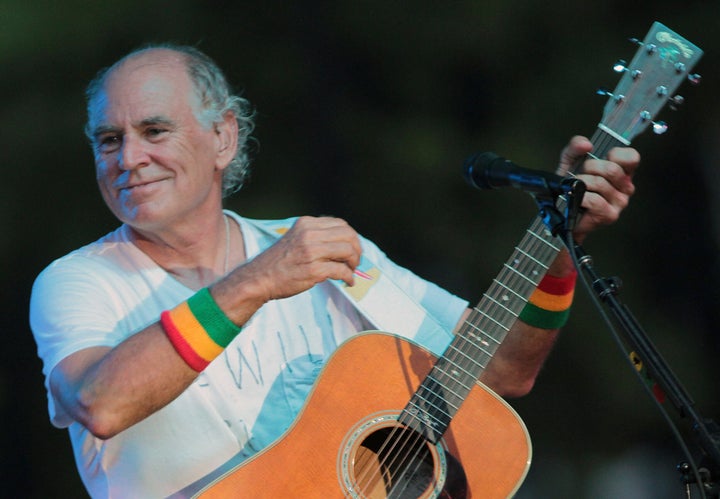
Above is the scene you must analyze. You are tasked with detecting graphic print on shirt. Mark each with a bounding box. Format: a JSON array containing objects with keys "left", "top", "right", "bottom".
[{"left": 223, "top": 337, "right": 265, "bottom": 389}]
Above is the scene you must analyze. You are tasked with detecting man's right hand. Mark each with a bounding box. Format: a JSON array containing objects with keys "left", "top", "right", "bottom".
[{"left": 212, "top": 216, "right": 363, "bottom": 325}]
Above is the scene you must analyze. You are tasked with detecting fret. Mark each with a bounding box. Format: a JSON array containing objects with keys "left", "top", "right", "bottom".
[
  {"left": 443, "top": 346, "right": 488, "bottom": 374},
  {"left": 448, "top": 354, "right": 490, "bottom": 375},
  {"left": 514, "top": 246, "right": 549, "bottom": 269},
  {"left": 414, "top": 384, "right": 462, "bottom": 415},
  {"left": 441, "top": 354, "right": 487, "bottom": 382},
  {"left": 426, "top": 370, "right": 473, "bottom": 396},
  {"left": 416, "top": 383, "right": 461, "bottom": 410},
  {"left": 459, "top": 328, "right": 504, "bottom": 356},
  {"left": 462, "top": 328, "right": 493, "bottom": 348},
  {"left": 401, "top": 401, "right": 449, "bottom": 441},
  {"left": 489, "top": 279, "right": 526, "bottom": 302},
  {"left": 419, "top": 384, "right": 470, "bottom": 413},
  {"left": 502, "top": 263, "right": 540, "bottom": 286},
  {"left": 434, "top": 355, "right": 476, "bottom": 382},
  {"left": 461, "top": 321, "right": 505, "bottom": 346},
  {"left": 525, "top": 227, "right": 561, "bottom": 250},
  {"left": 468, "top": 307, "right": 512, "bottom": 331}
]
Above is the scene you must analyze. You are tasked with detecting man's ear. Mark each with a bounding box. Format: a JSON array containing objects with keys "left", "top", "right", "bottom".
[{"left": 214, "top": 111, "right": 239, "bottom": 170}]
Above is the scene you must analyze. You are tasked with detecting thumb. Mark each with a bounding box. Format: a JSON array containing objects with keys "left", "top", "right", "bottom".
[{"left": 556, "top": 135, "right": 593, "bottom": 175}]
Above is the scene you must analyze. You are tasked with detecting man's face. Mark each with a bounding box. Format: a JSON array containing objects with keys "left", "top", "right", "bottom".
[{"left": 87, "top": 50, "right": 226, "bottom": 233}]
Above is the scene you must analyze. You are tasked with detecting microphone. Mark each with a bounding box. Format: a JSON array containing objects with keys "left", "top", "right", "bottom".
[{"left": 463, "top": 151, "right": 574, "bottom": 197}]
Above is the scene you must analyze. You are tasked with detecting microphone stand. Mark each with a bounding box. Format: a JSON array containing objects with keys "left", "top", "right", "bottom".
[{"left": 532, "top": 181, "right": 720, "bottom": 498}]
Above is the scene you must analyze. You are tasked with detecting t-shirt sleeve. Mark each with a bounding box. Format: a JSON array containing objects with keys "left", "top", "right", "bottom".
[
  {"left": 29, "top": 256, "right": 128, "bottom": 427},
  {"left": 358, "top": 236, "right": 469, "bottom": 334}
]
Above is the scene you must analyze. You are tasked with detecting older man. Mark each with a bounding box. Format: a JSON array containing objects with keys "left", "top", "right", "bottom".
[{"left": 30, "top": 44, "right": 639, "bottom": 497}]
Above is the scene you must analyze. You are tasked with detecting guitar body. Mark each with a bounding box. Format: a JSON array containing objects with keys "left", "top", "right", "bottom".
[{"left": 193, "top": 332, "right": 531, "bottom": 498}]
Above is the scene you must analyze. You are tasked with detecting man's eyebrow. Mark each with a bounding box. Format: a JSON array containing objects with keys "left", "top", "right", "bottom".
[
  {"left": 140, "top": 116, "right": 176, "bottom": 127},
  {"left": 91, "top": 124, "right": 121, "bottom": 139}
]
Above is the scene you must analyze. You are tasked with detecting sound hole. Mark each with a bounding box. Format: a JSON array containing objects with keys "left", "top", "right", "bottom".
[{"left": 352, "top": 425, "right": 438, "bottom": 499}]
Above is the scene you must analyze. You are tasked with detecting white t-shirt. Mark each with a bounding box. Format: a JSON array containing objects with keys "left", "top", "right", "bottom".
[{"left": 29, "top": 212, "right": 468, "bottom": 498}]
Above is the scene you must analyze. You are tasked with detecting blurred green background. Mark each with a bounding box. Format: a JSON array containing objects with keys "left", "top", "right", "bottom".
[{"left": 3, "top": 1, "right": 719, "bottom": 497}]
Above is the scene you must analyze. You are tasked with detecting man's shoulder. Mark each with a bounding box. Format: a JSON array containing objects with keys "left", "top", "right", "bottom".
[
  {"left": 235, "top": 214, "right": 299, "bottom": 236},
  {"left": 226, "top": 211, "right": 384, "bottom": 257},
  {"left": 34, "top": 226, "right": 132, "bottom": 281}
]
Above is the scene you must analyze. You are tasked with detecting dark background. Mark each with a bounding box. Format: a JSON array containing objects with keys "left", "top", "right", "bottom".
[{"left": 3, "top": 2, "right": 719, "bottom": 497}]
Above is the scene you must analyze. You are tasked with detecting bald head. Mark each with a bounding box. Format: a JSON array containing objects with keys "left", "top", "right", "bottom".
[{"left": 85, "top": 44, "right": 256, "bottom": 197}]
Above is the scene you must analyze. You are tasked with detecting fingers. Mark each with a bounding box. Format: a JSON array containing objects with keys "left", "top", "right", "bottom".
[
  {"left": 558, "top": 136, "right": 640, "bottom": 241},
  {"left": 607, "top": 146, "right": 641, "bottom": 178},
  {"left": 575, "top": 185, "right": 628, "bottom": 228},
  {"left": 556, "top": 135, "right": 593, "bottom": 175},
  {"left": 578, "top": 146, "right": 639, "bottom": 202},
  {"left": 556, "top": 135, "right": 640, "bottom": 179},
  {"left": 290, "top": 216, "right": 362, "bottom": 273},
  {"left": 578, "top": 159, "right": 634, "bottom": 197},
  {"left": 247, "top": 216, "right": 364, "bottom": 300}
]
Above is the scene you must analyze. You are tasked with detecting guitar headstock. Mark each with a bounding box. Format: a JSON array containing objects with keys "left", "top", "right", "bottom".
[{"left": 598, "top": 21, "right": 703, "bottom": 144}]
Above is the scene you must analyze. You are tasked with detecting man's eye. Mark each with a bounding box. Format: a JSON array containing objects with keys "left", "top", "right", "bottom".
[
  {"left": 146, "top": 128, "right": 168, "bottom": 138},
  {"left": 97, "top": 135, "right": 121, "bottom": 152}
]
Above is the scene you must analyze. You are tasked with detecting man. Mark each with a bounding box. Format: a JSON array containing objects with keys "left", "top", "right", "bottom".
[{"left": 30, "top": 44, "right": 639, "bottom": 497}]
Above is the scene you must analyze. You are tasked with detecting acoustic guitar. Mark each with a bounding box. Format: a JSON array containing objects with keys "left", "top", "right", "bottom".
[{"left": 183, "top": 22, "right": 702, "bottom": 498}]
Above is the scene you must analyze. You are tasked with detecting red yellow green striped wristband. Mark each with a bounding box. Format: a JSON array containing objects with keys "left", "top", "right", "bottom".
[
  {"left": 160, "top": 288, "right": 241, "bottom": 372},
  {"left": 518, "top": 270, "right": 577, "bottom": 329}
]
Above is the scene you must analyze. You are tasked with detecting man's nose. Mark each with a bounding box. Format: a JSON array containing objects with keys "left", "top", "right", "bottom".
[{"left": 118, "top": 135, "right": 150, "bottom": 170}]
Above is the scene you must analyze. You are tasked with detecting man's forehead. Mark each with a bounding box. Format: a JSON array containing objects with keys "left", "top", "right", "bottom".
[
  {"left": 88, "top": 51, "right": 197, "bottom": 128},
  {"left": 106, "top": 50, "right": 189, "bottom": 90}
]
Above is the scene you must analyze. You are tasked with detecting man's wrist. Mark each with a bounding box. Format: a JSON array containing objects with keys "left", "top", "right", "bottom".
[{"left": 518, "top": 270, "right": 577, "bottom": 329}]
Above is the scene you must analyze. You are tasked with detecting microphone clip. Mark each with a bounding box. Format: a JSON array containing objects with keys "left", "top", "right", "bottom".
[{"left": 534, "top": 177, "right": 586, "bottom": 238}]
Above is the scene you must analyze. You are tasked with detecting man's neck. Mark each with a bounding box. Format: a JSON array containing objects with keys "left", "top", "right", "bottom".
[{"left": 128, "top": 212, "right": 245, "bottom": 290}]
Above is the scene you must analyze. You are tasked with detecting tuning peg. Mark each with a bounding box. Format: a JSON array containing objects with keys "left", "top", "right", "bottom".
[
  {"left": 597, "top": 87, "right": 624, "bottom": 102},
  {"left": 688, "top": 73, "right": 702, "bottom": 85},
  {"left": 612, "top": 59, "right": 642, "bottom": 79},
  {"left": 628, "top": 37, "right": 657, "bottom": 54},
  {"left": 675, "top": 63, "right": 702, "bottom": 85},
  {"left": 669, "top": 95, "right": 685, "bottom": 111},
  {"left": 640, "top": 111, "right": 668, "bottom": 134}
]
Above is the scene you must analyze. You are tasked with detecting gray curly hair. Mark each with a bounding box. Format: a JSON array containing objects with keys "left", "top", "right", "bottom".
[{"left": 84, "top": 43, "right": 256, "bottom": 198}]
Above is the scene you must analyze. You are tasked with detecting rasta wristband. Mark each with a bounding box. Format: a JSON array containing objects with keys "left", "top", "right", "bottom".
[
  {"left": 518, "top": 270, "right": 577, "bottom": 329},
  {"left": 160, "top": 288, "right": 242, "bottom": 372}
]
